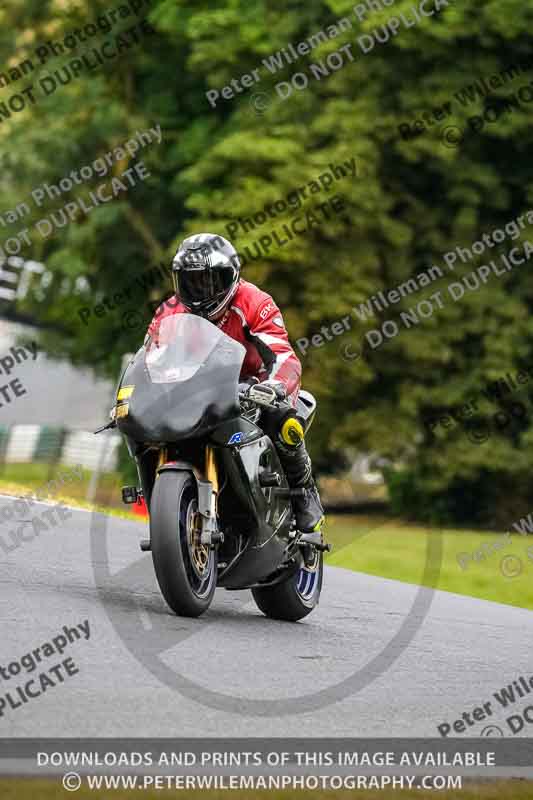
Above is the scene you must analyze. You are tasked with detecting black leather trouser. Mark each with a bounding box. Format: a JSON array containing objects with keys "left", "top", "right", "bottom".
[
  {"left": 275, "top": 438, "right": 314, "bottom": 487},
  {"left": 260, "top": 404, "right": 315, "bottom": 489}
]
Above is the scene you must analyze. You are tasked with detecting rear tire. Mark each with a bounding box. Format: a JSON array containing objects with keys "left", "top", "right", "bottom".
[
  {"left": 251, "top": 552, "right": 323, "bottom": 622},
  {"left": 151, "top": 470, "right": 217, "bottom": 617}
]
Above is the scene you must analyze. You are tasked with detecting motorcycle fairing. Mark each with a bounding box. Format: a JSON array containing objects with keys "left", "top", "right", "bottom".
[{"left": 116, "top": 315, "right": 246, "bottom": 443}]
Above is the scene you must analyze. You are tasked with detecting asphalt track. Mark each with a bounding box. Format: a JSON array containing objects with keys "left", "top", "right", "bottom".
[{"left": 1, "top": 496, "right": 533, "bottom": 739}]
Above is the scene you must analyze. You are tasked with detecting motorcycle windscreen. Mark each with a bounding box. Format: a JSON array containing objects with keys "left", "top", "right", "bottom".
[{"left": 117, "top": 314, "right": 246, "bottom": 442}]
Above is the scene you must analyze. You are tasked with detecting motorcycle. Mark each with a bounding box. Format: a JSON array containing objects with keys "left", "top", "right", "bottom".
[{"left": 97, "top": 313, "right": 329, "bottom": 620}]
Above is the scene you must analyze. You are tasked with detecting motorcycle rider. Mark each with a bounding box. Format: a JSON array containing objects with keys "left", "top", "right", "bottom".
[{"left": 145, "top": 232, "right": 324, "bottom": 534}]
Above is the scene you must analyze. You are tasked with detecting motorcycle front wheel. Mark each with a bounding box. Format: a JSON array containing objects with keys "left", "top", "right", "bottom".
[
  {"left": 251, "top": 551, "right": 323, "bottom": 622},
  {"left": 150, "top": 470, "right": 217, "bottom": 617}
]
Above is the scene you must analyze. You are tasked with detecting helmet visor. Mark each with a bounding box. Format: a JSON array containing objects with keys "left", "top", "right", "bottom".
[{"left": 174, "top": 262, "right": 236, "bottom": 311}]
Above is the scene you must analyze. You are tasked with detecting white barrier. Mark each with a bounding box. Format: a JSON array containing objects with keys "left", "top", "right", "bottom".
[
  {"left": 61, "top": 430, "right": 121, "bottom": 472},
  {"left": 4, "top": 424, "right": 41, "bottom": 463}
]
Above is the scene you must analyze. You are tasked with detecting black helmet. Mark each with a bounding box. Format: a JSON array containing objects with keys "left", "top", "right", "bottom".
[{"left": 172, "top": 233, "right": 241, "bottom": 320}]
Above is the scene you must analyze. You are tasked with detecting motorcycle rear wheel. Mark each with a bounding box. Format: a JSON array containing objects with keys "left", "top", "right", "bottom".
[
  {"left": 251, "top": 551, "right": 323, "bottom": 622},
  {"left": 151, "top": 470, "right": 217, "bottom": 617}
]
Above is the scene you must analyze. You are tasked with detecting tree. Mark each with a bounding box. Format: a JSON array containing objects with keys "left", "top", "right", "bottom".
[{"left": 4, "top": 0, "right": 533, "bottom": 521}]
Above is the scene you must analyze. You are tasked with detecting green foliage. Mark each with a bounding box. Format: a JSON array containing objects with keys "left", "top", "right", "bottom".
[
  {"left": 385, "top": 461, "right": 533, "bottom": 528},
  {"left": 3, "top": 0, "right": 533, "bottom": 522},
  {"left": 384, "top": 465, "right": 487, "bottom": 526}
]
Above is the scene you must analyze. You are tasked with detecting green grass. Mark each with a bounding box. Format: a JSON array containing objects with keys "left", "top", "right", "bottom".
[
  {"left": 0, "top": 461, "right": 119, "bottom": 501},
  {"left": 1, "top": 780, "right": 533, "bottom": 800},
  {"left": 0, "top": 462, "right": 136, "bottom": 519},
  {"left": 325, "top": 514, "right": 533, "bottom": 611}
]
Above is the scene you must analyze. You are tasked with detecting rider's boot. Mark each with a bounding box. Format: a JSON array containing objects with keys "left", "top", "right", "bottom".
[{"left": 276, "top": 439, "right": 325, "bottom": 533}]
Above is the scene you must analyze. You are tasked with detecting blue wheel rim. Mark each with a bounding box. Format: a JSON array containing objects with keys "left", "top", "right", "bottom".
[{"left": 296, "top": 562, "right": 320, "bottom": 601}]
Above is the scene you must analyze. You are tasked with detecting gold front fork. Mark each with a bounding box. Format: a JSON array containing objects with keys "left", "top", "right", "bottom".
[
  {"left": 204, "top": 446, "right": 219, "bottom": 542},
  {"left": 205, "top": 446, "right": 219, "bottom": 494},
  {"left": 157, "top": 447, "right": 168, "bottom": 472}
]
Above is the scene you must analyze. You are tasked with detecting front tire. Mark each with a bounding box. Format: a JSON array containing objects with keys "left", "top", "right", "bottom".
[
  {"left": 151, "top": 470, "right": 217, "bottom": 617},
  {"left": 251, "top": 551, "right": 323, "bottom": 622}
]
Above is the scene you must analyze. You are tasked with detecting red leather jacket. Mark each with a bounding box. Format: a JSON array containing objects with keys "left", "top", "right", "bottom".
[{"left": 147, "top": 279, "right": 302, "bottom": 405}]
